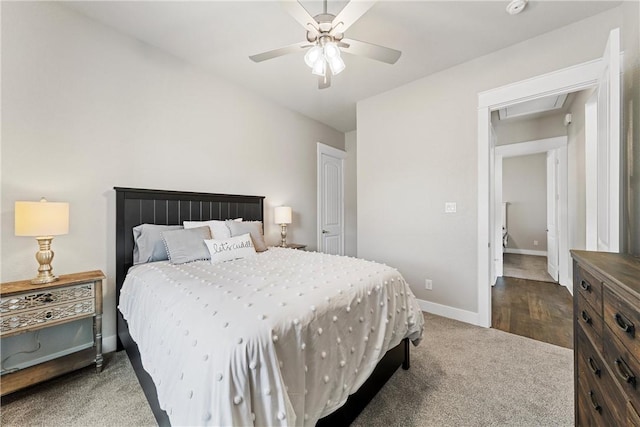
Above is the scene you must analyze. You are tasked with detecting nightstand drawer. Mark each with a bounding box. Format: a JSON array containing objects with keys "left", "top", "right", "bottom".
[
  {"left": 0, "top": 283, "right": 94, "bottom": 315},
  {"left": 1, "top": 298, "right": 95, "bottom": 336}
]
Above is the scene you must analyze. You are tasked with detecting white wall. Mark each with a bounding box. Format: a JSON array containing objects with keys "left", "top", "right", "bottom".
[
  {"left": 357, "top": 6, "right": 634, "bottom": 315},
  {"left": 344, "top": 131, "right": 357, "bottom": 256},
  {"left": 503, "top": 153, "right": 547, "bottom": 253},
  {"left": 0, "top": 2, "right": 344, "bottom": 355}
]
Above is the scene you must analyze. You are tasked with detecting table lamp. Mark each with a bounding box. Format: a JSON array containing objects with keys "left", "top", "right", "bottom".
[
  {"left": 15, "top": 198, "right": 69, "bottom": 284},
  {"left": 274, "top": 206, "right": 292, "bottom": 247}
]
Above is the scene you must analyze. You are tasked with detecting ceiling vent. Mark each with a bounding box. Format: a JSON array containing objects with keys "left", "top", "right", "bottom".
[{"left": 498, "top": 93, "right": 568, "bottom": 120}]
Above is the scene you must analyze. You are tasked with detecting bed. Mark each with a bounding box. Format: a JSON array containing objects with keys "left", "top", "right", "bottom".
[{"left": 115, "top": 187, "right": 424, "bottom": 426}]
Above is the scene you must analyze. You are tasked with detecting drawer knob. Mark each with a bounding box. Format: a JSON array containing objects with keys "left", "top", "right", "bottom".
[
  {"left": 614, "top": 313, "right": 635, "bottom": 336},
  {"left": 581, "top": 310, "right": 592, "bottom": 325},
  {"left": 580, "top": 280, "right": 591, "bottom": 292},
  {"left": 587, "top": 357, "right": 601, "bottom": 377},
  {"left": 614, "top": 357, "right": 637, "bottom": 385},
  {"left": 588, "top": 390, "right": 602, "bottom": 413}
]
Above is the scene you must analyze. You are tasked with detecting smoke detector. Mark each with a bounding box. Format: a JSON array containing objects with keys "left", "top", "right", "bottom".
[{"left": 506, "top": 0, "right": 528, "bottom": 15}]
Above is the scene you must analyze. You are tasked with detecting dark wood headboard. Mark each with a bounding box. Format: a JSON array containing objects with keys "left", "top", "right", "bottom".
[{"left": 114, "top": 187, "right": 265, "bottom": 306}]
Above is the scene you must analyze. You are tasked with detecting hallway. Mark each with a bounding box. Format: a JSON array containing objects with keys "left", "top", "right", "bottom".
[{"left": 492, "top": 276, "right": 573, "bottom": 349}]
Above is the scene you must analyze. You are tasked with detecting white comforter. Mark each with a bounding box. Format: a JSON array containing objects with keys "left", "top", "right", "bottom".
[{"left": 119, "top": 247, "right": 424, "bottom": 426}]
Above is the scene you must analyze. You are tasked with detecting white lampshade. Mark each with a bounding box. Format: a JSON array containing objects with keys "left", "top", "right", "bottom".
[
  {"left": 304, "top": 46, "right": 323, "bottom": 68},
  {"left": 15, "top": 198, "right": 69, "bottom": 237},
  {"left": 323, "top": 42, "right": 340, "bottom": 59},
  {"left": 311, "top": 58, "right": 326, "bottom": 77},
  {"left": 274, "top": 206, "right": 292, "bottom": 225},
  {"left": 328, "top": 56, "right": 345, "bottom": 75}
]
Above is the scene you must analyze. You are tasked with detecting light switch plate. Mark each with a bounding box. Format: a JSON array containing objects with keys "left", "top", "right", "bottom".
[{"left": 445, "top": 202, "right": 457, "bottom": 213}]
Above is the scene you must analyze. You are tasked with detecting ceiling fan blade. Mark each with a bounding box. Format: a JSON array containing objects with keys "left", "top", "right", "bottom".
[
  {"left": 249, "top": 41, "right": 310, "bottom": 63},
  {"left": 280, "top": 1, "right": 319, "bottom": 34},
  {"left": 340, "top": 38, "right": 401, "bottom": 64},
  {"left": 331, "top": 1, "right": 375, "bottom": 34},
  {"left": 318, "top": 73, "right": 331, "bottom": 89}
]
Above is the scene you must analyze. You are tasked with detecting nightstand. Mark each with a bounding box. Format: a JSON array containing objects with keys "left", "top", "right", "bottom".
[
  {"left": 0, "top": 270, "right": 105, "bottom": 396},
  {"left": 284, "top": 243, "right": 307, "bottom": 250}
]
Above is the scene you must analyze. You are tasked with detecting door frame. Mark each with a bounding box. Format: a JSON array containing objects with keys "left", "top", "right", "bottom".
[
  {"left": 317, "top": 142, "right": 346, "bottom": 254},
  {"left": 494, "top": 137, "right": 568, "bottom": 287},
  {"left": 477, "top": 58, "right": 603, "bottom": 328}
]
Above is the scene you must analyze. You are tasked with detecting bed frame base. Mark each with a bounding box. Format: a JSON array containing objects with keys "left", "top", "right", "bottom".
[{"left": 119, "top": 310, "right": 408, "bottom": 427}]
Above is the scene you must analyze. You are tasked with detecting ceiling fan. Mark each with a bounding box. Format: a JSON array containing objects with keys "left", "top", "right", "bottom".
[{"left": 249, "top": 0, "right": 401, "bottom": 89}]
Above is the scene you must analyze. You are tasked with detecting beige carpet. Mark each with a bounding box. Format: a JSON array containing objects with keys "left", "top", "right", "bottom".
[
  {"left": 1, "top": 313, "right": 573, "bottom": 426},
  {"left": 503, "top": 253, "right": 556, "bottom": 283}
]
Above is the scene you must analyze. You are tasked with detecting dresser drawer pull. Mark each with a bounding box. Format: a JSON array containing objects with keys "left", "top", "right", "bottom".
[
  {"left": 581, "top": 310, "right": 592, "bottom": 325},
  {"left": 614, "top": 358, "right": 636, "bottom": 385},
  {"left": 587, "top": 357, "right": 601, "bottom": 377},
  {"left": 580, "top": 280, "right": 591, "bottom": 292},
  {"left": 614, "top": 313, "right": 635, "bottom": 336},
  {"left": 588, "top": 390, "right": 602, "bottom": 413}
]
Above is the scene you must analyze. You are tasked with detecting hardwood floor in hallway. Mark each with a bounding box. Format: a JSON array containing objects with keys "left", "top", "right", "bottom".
[{"left": 492, "top": 276, "right": 573, "bottom": 349}]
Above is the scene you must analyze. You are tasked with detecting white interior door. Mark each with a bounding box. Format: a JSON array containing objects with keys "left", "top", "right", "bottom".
[
  {"left": 595, "top": 28, "right": 621, "bottom": 252},
  {"left": 317, "top": 143, "right": 345, "bottom": 255},
  {"left": 546, "top": 150, "right": 559, "bottom": 281}
]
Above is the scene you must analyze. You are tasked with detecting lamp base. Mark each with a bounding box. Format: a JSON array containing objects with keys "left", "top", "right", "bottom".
[
  {"left": 31, "top": 273, "right": 59, "bottom": 285},
  {"left": 280, "top": 223, "right": 288, "bottom": 247},
  {"left": 31, "top": 236, "right": 59, "bottom": 285}
]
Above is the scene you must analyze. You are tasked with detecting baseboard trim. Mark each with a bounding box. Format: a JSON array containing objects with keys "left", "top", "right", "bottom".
[
  {"left": 103, "top": 334, "right": 117, "bottom": 353},
  {"left": 417, "top": 298, "right": 481, "bottom": 327},
  {"left": 504, "top": 248, "right": 547, "bottom": 256}
]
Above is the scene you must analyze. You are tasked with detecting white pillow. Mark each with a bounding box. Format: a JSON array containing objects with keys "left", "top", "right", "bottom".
[
  {"left": 183, "top": 218, "right": 241, "bottom": 239},
  {"left": 205, "top": 233, "right": 257, "bottom": 263}
]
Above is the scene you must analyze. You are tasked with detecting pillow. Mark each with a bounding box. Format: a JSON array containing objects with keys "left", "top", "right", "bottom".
[
  {"left": 204, "top": 233, "right": 257, "bottom": 263},
  {"left": 132, "top": 224, "right": 183, "bottom": 264},
  {"left": 161, "top": 226, "right": 212, "bottom": 264},
  {"left": 225, "top": 220, "right": 268, "bottom": 252},
  {"left": 183, "top": 218, "right": 242, "bottom": 239}
]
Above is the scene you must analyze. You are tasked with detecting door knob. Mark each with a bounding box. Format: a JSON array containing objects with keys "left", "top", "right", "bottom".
[{"left": 322, "top": 230, "right": 329, "bottom": 234}]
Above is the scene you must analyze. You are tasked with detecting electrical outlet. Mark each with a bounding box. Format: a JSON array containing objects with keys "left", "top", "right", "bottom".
[
  {"left": 445, "top": 202, "right": 457, "bottom": 213},
  {"left": 425, "top": 279, "right": 433, "bottom": 290},
  {"left": 533, "top": 240, "right": 539, "bottom": 246}
]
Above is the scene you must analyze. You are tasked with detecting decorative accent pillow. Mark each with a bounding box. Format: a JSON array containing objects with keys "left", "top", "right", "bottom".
[
  {"left": 132, "top": 224, "right": 183, "bottom": 264},
  {"left": 225, "top": 220, "right": 268, "bottom": 252},
  {"left": 204, "top": 233, "right": 257, "bottom": 263},
  {"left": 183, "top": 218, "right": 242, "bottom": 239},
  {"left": 161, "top": 226, "right": 212, "bottom": 264}
]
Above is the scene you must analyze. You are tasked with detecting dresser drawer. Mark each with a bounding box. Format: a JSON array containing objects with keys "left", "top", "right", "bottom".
[
  {"left": 604, "top": 327, "right": 640, "bottom": 410},
  {"left": 0, "top": 299, "right": 95, "bottom": 336},
  {"left": 629, "top": 402, "right": 640, "bottom": 427},
  {"left": 577, "top": 291, "right": 603, "bottom": 348},
  {"left": 604, "top": 287, "right": 640, "bottom": 363},
  {"left": 576, "top": 326, "right": 628, "bottom": 425},
  {"left": 577, "top": 381, "right": 614, "bottom": 427},
  {"left": 575, "top": 265, "right": 603, "bottom": 313}
]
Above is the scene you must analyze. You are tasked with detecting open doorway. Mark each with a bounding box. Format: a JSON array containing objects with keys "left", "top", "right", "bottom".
[{"left": 477, "top": 28, "right": 621, "bottom": 331}]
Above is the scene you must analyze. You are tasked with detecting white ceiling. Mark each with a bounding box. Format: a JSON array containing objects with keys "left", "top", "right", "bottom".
[{"left": 64, "top": 1, "right": 621, "bottom": 132}]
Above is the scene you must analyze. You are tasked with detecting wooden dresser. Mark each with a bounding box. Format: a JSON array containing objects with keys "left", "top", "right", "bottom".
[{"left": 571, "top": 250, "right": 640, "bottom": 426}]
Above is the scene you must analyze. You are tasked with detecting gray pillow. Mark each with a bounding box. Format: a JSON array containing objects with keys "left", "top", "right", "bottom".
[
  {"left": 161, "top": 226, "right": 212, "bottom": 264},
  {"left": 225, "top": 220, "right": 268, "bottom": 252},
  {"left": 133, "top": 224, "right": 183, "bottom": 264}
]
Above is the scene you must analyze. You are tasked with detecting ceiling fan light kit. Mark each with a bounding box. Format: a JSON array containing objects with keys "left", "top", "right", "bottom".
[
  {"left": 305, "top": 40, "right": 346, "bottom": 78},
  {"left": 249, "top": 1, "right": 402, "bottom": 89}
]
